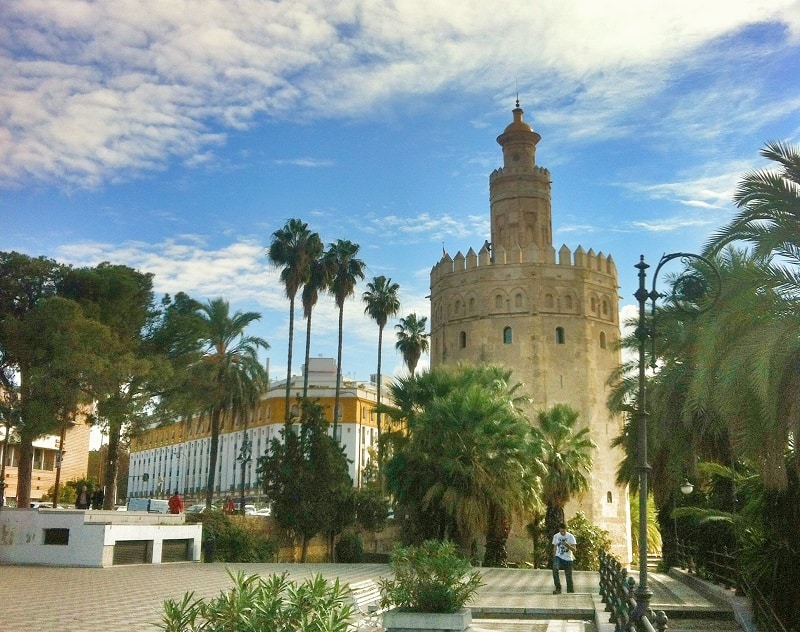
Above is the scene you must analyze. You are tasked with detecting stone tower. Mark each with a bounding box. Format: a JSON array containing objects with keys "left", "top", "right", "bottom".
[{"left": 429, "top": 103, "right": 631, "bottom": 562}]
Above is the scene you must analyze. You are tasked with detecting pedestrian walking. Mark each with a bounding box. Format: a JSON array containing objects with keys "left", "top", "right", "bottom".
[{"left": 552, "top": 522, "right": 577, "bottom": 594}]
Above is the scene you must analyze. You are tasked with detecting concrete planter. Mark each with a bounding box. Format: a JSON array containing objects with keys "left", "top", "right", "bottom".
[{"left": 382, "top": 607, "right": 472, "bottom": 631}]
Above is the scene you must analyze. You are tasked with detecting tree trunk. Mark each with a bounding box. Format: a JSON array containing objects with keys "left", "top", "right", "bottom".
[
  {"left": 545, "top": 503, "right": 565, "bottom": 564},
  {"left": 302, "top": 310, "right": 313, "bottom": 399},
  {"left": 15, "top": 438, "right": 34, "bottom": 508},
  {"left": 205, "top": 409, "right": 222, "bottom": 508},
  {"left": 284, "top": 295, "right": 295, "bottom": 432},
  {"left": 102, "top": 422, "right": 121, "bottom": 509},
  {"left": 301, "top": 534, "right": 309, "bottom": 563},
  {"left": 483, "top": 504, "right": 510, "bottom": 567},
  {"left": 376, "top": 324, "right": 383, "bottom": 487},
  {"left": 333, "top": 305, "right": 344, "bottom": 439}
]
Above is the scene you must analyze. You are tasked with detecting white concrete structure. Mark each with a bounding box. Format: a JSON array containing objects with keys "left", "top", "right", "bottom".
[{"left": 0, "top": 508, "right": 201, "bottom": 567}]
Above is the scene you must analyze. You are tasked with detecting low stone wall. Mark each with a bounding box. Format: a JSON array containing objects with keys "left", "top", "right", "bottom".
[{"left": 0, "top": 508, "right": 202, "bottom": 567}]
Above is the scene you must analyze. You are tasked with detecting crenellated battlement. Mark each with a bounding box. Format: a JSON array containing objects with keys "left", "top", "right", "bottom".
[
  {"left": 490, "top": 164, "right": 550, "bottom": 181},
  {"left": 431, "top": 242, "right": 617, "bottom": 284}
]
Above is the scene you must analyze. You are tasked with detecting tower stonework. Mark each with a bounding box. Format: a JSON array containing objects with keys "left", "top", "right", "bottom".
[{"left": 429, "top": 104, "right": 632, "bottom": 563}]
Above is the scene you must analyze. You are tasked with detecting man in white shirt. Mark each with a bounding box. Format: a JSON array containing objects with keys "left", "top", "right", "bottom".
[{"left": 552, "top": 522, "right": 577, "bottom": 594}]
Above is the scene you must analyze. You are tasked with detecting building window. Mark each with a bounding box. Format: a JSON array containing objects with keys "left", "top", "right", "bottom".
[
  {"left": 469, "top": 297, "right": 476, "bottom": 312},
  {"left": 590, "top": 296, "right": 597, "bottom": 311},
  {"left": 565, "top": 295, "right": 573, "bottom": 310},
  {"left": 600, "top": 331, "right": 607, "bottom": 349},
  {"left": 455, "top": 300, "right": 461, "bottom": 315},
  {"left": 555, "top": 327, "right": 565, "bottom": 344},
  {"left": 459, "top": 331, "right": 467, "bottom": 348},
  {"left": 43, "top": 528, "right": 70, "bottom": 545},
  {"left": 607, "top": 491, "right": 613, "bottom": 503},
  {"left": 515, "top": 293, "right": 523, "bottom": 308},
  {"left": 495, "top": 295, "right": 503, "bottom": 309},
  {"left": 503, "top": 327, "right": 512, "bottom": 344}
]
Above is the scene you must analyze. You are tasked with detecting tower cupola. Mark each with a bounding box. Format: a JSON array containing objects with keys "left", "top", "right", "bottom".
[{"left": 496, "top": 99, "right": 541, "bottom": 171}]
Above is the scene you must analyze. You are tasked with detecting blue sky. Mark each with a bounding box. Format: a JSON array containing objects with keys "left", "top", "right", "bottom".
[{"left": 2, "top": 1, "right": 800, "bottom": 386}]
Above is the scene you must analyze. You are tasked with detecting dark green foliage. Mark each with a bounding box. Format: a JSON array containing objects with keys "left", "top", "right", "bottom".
[
  {"left": 354, "top": 488, "right": 389, "bottom": 533},
  {"left": 334, "top": 531, "right": 364, "bottom": 563},
  {"left": 258, "top": 398, "right": 354, "bottom": 561},
  {"left": 566, "top": 512, "right": 611, "bottom": 571},
  {"left": 188, "top": 511, "right": 277, "bottom": 563},
  {"left": 378, "top": 540, "right": 483, "bottom": 613},
  {"left": 157, "top": 570, "right": 355, "bottom": 632}
]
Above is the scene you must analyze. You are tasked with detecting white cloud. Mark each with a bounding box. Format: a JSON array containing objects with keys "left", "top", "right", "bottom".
[{"left": 2, "top": 0, "right": 799, "bottom": 187}]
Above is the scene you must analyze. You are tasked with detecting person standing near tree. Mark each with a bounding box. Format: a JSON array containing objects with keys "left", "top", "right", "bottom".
[
  {"left": 552, "top": 522, "right": 577, "bottom": 594},
  {"left": 75, "top": 485, "right": 90, "bottom": 510},
  {"left": 91, "top": 486, "right": 104, "bottom": 510}
]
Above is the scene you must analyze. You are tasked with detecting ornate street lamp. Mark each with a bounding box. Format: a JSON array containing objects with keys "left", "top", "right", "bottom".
[
  {"left": 633, "top": 253, "right": 718, "bottom": 626},
  {"left": 237, "top": 433, "right": 252, "bottom": 515}
]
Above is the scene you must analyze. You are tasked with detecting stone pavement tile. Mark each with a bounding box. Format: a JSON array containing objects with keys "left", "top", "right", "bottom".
[{"left": 0, "top": 563, "right": 714, "bottom": 632}]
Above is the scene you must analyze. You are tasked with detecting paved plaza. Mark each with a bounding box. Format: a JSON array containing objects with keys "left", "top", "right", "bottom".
[{"left": 1, "top": 563, "right": 734, "bottom": 631}]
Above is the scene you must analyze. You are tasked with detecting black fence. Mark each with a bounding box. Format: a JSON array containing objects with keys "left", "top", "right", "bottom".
[{"left": 599, "top": 550, "right": 668, "bottom": 631}]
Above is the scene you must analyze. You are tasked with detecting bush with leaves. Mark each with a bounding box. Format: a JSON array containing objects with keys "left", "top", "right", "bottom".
[
  {"left": 157, "top": 570, "right": 354, "bottom": 632},
  {"left": 334, "top": 530, "right": 364, "bottom": 563},
  {"left": 187, "top": 510, "right": 277, "bottom": 562},
  {"left": 379, "top": 540, "right": 483, "bottom": 613},
  {"left": 566, "top": 512, "right": 612, "bottom": 571}
]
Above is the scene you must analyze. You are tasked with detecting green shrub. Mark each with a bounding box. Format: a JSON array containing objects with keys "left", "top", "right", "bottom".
[
  {"left": 379, "top": 540, "right": 483, "bottom": 613},
  {"left": 189, "top": 511, "right": 277, "bottom": 563},
  {"left": 335, "top": 531, "right": 364, "bottom": 563},
  {"left": 567, "top": 511, "right": 612, "bottom": 571},
  {"left": 157, "top": 571, "right": 354, "bottom": 632}
]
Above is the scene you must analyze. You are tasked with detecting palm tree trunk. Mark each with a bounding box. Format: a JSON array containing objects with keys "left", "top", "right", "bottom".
[
  {"left": 302, "top": 310, "right": 313, "bottom": 399},
  {"left": 205, "top": 408, "right": 222, "bottom": 508},
  {"left": 484, "top": 503, "right": 510, "bottom": 567},
  {"left": 376, "top": 323, "right": 383, "bottom": 485},
  {"left": 284, "top": 295, "right": 295, "bottom": 431},
  {"left": 333, "top": 305, "right": 344, "bottom": 439},
  {"left": 545, "top": 503, "right": 565, "bottom": 560}
]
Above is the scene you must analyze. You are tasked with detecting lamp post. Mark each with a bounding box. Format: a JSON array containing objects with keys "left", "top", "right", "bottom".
[
  {"left": 237, "top": 433, "right": 252, "bottom": 515},
  {"left": 632, "top": 253, "right": 718, "bottom": 627},
  {"left": 674, "top": 479, "right": 694, "bottom": 565}
]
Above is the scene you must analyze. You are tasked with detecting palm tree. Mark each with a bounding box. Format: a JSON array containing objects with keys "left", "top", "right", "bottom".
[
  {"left": 705, "top": 140, "right": 800, "bottom": 296},
  {"left": 300, "top": 255, "right": 334, "bottom": 398},
  {"left": 533, "top": 404, "right": 595, "bottom": 541},
  {"left": 324, "top": 239, "right": 365, "bottom": 437},
  {"left": 384, "top": 364, "right": 542, "bottom": 564},
  {"left": 362, "top": 275, "right": 400, "bottom": 476},
  {"left": 267, "top": 219, "right": 323, "bottom": 429},
  {"left": 195, "top": 298, "right": 269, "bottom": 508},
  {"left": 395, "top": 313, "right": 429, "bottom": 376}
]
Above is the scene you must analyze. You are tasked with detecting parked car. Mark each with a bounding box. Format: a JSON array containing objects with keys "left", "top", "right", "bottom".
[
  {"left": 253, "top": 506, "right": 272, "bottom": 516},
  {"left": 185, "top": 504, "right": 207, "bottom": 514}
]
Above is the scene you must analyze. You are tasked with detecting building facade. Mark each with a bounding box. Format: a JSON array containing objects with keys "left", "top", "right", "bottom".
[
  {"left": 1, "top": 421, "right": 91, "bottom": 505},
  {"left": 429, "top": 103, "right": 631, "bottom": 561},
  {"left": 127, "top": 358, "right": 386, "bottom": 503}
]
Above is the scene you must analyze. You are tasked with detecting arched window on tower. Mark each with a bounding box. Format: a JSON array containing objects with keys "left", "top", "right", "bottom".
[
  {"left": 555, "top": 327, "right": 565, "bottom": 344},
  {"left": 600, "top": 331, "right": 607, "bottom": 349},
  {"left": 459, "top": 331, "right": 467, "bottom": 348},
  {"left": 495, "top": 294, "right": 503, "bottom": 309},
  {"left": 565, "top": 295, "right": 573, "bottom": 310},
  {"left": 602, "top": 298, "right": 609, "bottom": 317},
  {"left": 515, "top": 293, "right": 523, "bottom": 308},
  {"left": 503, "top": 327, "right": 512, "bottom": 344},
  {"left": 469, "top": 297, "right": 476, "bottom": 313}
]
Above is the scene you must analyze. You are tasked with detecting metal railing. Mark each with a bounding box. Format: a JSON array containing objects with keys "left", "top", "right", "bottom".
[
  {"left": 676, "top": 540, "right": 789, "bottom": 632},
  {"left": 599, "top": 550, "right": 668, "bottom": 631}
]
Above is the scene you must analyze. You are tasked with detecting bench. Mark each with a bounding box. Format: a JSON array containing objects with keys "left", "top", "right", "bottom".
[{"left": 347, "top": 579, "right": 387, "bottom": 630}]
